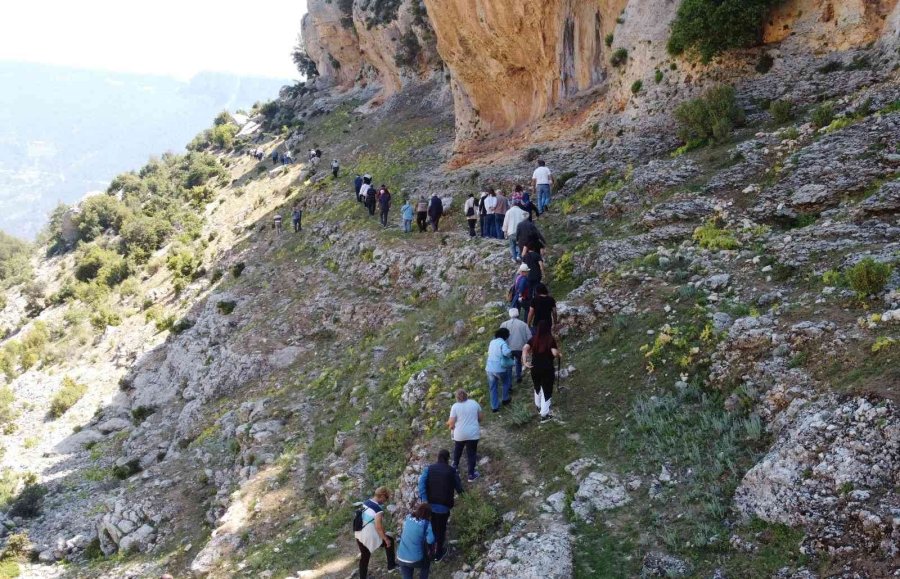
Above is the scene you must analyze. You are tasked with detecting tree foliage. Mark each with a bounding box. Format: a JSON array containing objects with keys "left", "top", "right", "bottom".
[
  {"left": 668, "top": 0, "right": 785, "bottom": 63},
  {"left": 674, "top": 85, "right": 745, "bottom": 145}
]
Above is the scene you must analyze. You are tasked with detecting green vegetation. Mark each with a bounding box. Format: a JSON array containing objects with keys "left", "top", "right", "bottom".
[
  {"left": 668, "top": 0, "right": 785, "bottom": 63},
  {"left": 675, "top": 85, "right": 745, "bottom": 146},
  {"left": 216, "top": 300, "right": 237, "bottom": 315},
  {"left": 631, "top": 80, "right": 643, "bottom": 94},
  {"left": 49, "top": 376, "right": 88, "bottom": 418},
  {"left": 654, "top": 69, "right": 664, "bottom": 84},
  {"left": 7, "top": 483, "right": 47, "bottom": 518},
  {"left": 0, "top": 232, "right": 32, "bottom": 289},
  {"left": 605, "top": 33, "right": 614, "bottom": 48},
  {"left": 350, "top": 129, "right": 435, "bottom": 191},
  {"left": 74, "top": 245, "right": 130, "bottom": 287},
  {"left": 811, "top": 102, "right": 835, "bottom": 129},
  {"left": 769, "top": 100, "right": 793, "bottom": 124},
  {"left": 846, "top": 258, "right": 892, "bottom": 298},
  {"left": 610, "top": 48, "right": 628, "bottom": 67},
  {"left": 394, "top": 29, "right": 421, "bottom": 67},
  {"left": 693, "top": 221, "right": 740, "bottom": 250},
  {"left": 453, "top": 489, "right": 501, "bottom": 555}
]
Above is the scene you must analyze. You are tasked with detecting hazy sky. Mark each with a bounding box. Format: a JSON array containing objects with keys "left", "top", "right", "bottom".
[{"left": 0, "top": 0, "right": 308, "bottom": 80}]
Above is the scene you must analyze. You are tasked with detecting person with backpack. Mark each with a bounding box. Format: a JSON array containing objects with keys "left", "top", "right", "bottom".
[
  {"left": 291, "top": 204, "right": 302, "bottom": 233},
  {"left": 359, "top": 175, "right": 373, "bottom": 204},
  {"left": 428, "top": 194, "right": 444, "bottom": 232},
  {"left": 527, "top": 283, "right": 558, "bottom": 330},
  {"left": 493, "top": 190, "right": 509, "bottom": 239},
  {"left": 354, "top": 174, "right": 364, "bottom": 199},
  {"left": 531, "top": 159, "right": 554, "bottom": 214},
  {"left": 415, "top": 196, "right": 429, "bottom": 232},
  {"left": 332, "top": 159, "right": 340, "bottom": 178},
  {"left": 366, "top": 185, "right": 378, "bottom": 217},
  {"left": 515, "top": 219, "right": 546, "bottom": 255},
  {"left": 378, "top": 185, "right": 392, "bottom": 227},
  {"left": 523, "top": 320, "right": 561, "bottom": 422},
  {"left": 417, "top": 449, "right": 463, "bottom": 562},
  {"left": 463, "top": 193, "right": 477, "bottom": 237},
  {"left": 509, "top": 263, "right": 532, "bottom": 315},
  {"left": 354, "top": 487, "right": 397, "bottom": 578},
  {"left": 501, "top": 308, "right": 531, "bottom": 385},
  {"left": 478, "top": 191, "right": 488, "bottom": 237},
  {"left": 485, "top": 328, "right": 514, "bottom": 412},
  {"left": 448, "top": 389, "right": 482, "bottom": 482},
  {"left": 502, "top": 202, "right": 528, "bottom": 261},
  {"left": 521, "top": 245, "right": 544, "bottom": 288},
  {"left": 401, "top": 198, "right": 414, "bottom": 233},
  {"left": 397, "top": 503, "right": 436, "bottom": 578}
]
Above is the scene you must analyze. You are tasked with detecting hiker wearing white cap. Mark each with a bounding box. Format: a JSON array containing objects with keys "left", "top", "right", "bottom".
[
  {"left": 508, "top": 263, "right": 533, "bottom": 316},
  {"left": 501, "top": 308, "right": 532, "bottom": 384}
]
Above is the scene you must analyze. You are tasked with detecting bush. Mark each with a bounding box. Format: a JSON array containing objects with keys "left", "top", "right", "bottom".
[
  {"left": 846, "top": 258, "right": 892, "bottom": 298},
  {"left": 49, "top": 376, "right": 87, "bottom": 418},
  {"left": 216, "top": 300, "right": 236, "bottom": 315},
  {"left": 693, "top": 222, "right": 740, "bottom": 250},
  {"left": 75, "top": 195, "right": 131, "bottom": 242},
  {"left": 0, "top": 233, "right": 32, "bottom": 289},
  {"left": 21, "top": 281, "right": 46, "bottom": 317},
  {"left": 654, "top": 69, "right": 664, "bottom": 83},
  {"left": 74, "top": 245, "right": 130, "bottom": 287},
  {"left": 769, "top": 100, "right": 793, "bottom": 124},
  {"left": 120, "top": 215, "right": 172, "bottom": 261},
  {"left": 90, "top": 304, "right": 122, "bottom": 330},
  {"left": 166, "top": 246, "right": 202, "bottom": 281},
  {"left": 631, "top": 80, "right": 643, "bottom": 94},
  {"left": 231, "top": 262, "right": 246, "bottom": 278},
  {"left": 811, "top": 102, "right": 835, "bottom": 129},
  {"left": 394, "top": 29, "right": 421, "bottom": 68},
  {"left": 2, "top": 532, "right": 31, "bottom": 559},
  {"left": 605, "top": 33, "right": 614, "bottom": 47},
  {"left": 211, "top": 124, "right": 238, "bottom": 149},
  {"left": 112, "top": 459, "right": 141, "bottom": 480},
  {"left": 667, "top": 0, "right": 785, "bottom": 63},
  {"left": 0, "top": 387, "right": 16, "bottom": 428},
  {"left": 610, "top": 48, "right": 628, "bottom": 67},
  {"left": 8, "top": 484, "right": 47, "bottom": 518},
  {"left": 674, "top": 85, "right": 745, "bottom": 145},
  {"left": 755, "top": 53, "right": 775, "bottom": 74},
  {"left": 453, "top": 490, "right": 500, "bottom": 552}
]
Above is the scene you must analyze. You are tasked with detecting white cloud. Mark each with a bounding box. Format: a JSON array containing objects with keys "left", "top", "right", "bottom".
[{"left": 0, "top": 0, "right": 308, "bottom": 79}]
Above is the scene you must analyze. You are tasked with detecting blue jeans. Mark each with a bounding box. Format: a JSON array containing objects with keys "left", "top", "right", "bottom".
[
  {"left": 400, "top": 563, "right": 430, "bottom": 579},
  {"left": 509, "top": 236, "right": 519, "bottom": 260},
  {"left": 487, "top": 371, "right": 511, "bottom": 410},
  {"left": 537, "top": 184, "right": 551, "bottom": 213},
  {"left": 493, "top": 216, "right": 504, "bottom": 239},
  {"left": 484, "top": 214, "right": 495, "bottom": 239},
  {"left": 512, "top": 351, "right": 523, "bottom": 381},
  {"left": 403, "top": 219, "right": 412, "bottom": 233}
]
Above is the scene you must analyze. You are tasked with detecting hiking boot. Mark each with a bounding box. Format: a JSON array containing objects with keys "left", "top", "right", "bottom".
[
  {"left": 540, "top": 413, "right": 554, "bottom": 423},
  {"left": 502, "top": 399, "right": 511, "bottom": 406},
  {"left": 468, "top": 472, "right": 480, "bottom": 482},
  {"left": 434, "top": 548, "right": 448, "bottom": 562}
]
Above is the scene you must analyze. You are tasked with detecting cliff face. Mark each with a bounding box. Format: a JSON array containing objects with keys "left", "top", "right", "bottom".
[{"left": 303, "top": 0, "right": 900, "bottom": 147}]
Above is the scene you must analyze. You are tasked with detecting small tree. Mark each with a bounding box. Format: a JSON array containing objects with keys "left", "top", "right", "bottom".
[
  {"left": 668, "top": 0, "right": 786, "bottom": 63},
  {"left": 846, "top": 258, "right": 893, "bottom": 298},
  {"left": 674, "top": 85, "right": 745, "bottom": 145},
  {"left": 292, "top": 35, "right": 319, "bottom": 79}
]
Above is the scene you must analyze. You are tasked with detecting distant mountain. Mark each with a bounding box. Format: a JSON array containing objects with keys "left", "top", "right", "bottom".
[{"left": 0, "top": 62, "right": 290, "bottom": 239}]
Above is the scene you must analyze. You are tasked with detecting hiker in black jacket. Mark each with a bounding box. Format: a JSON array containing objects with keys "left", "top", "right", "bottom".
[
  {"left": 428, "top": 194, "right": 444, "bottom": 232},
  {"left": 417, "top": 449, "right": 463, "bottom": 561}
]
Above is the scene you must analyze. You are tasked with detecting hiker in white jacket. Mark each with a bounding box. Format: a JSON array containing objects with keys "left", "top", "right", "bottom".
[{"left": 502, "top": 203, "right": 529, "bottom": 261}]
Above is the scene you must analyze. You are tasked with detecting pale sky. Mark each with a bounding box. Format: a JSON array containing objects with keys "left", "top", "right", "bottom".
[{"left": 0, "top": 0, "right": 308, "bottom": 80}]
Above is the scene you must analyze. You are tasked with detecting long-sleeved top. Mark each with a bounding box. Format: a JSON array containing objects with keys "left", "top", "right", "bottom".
[
  {"left": 484, "top": 195, "right": 497, "bottom": 213},
  {"left": 502, "top": 206, "right": 528, "bottom": 238},
  {"left": 485, "top": 337, "right": 512, "bottom": 373},
  {"left": 379, "top": 191, "right": 392, "bottom": 210},
  {"left": 418, "top": 464, "right": 464, "bottom": 514},
  {"left": 500, "top": 318, "right": 532, "bottom": 351},
  {"left": 463, "top": 197, "right": 477, "bottom": 218},
  {"left": 516, "top": 220, "right": 546, "bottom": 249},
  {"left": 401, "top": 203, "right": 414, "bottom": 220},
  {"left": 494, "top": 194, "right": 509, "bottom": 215},
  {"left": 354, "top": 176, "right": 363, "bottom": 194},
  {"left": 428, "top": 195, "right": 444, "bottom": 217},
  {"left": 397, "top": 515, "right": 435, "bottom": 564}
]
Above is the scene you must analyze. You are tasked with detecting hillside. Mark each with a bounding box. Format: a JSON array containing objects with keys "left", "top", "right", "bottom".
[{"left": 0, "top": 1, "right": 897, "bottom": 578}]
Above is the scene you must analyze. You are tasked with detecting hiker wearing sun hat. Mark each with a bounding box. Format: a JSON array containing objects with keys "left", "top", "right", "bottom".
[
  {"left": 501, "top": 308, "right": 532, "bottom": 384},
  {"left": 508, "top": 263, "right": 533, "bottom": 316}
]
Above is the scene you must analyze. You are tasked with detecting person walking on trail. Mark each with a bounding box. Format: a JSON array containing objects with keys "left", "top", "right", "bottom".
[
  {"left": 463, "top": 193, "right": 477, "bottom": 237},
  {"left": 332, "top": 159, "right": 340, "bottom": 178},
  {"left": 502, "top": 202, "right": 528, "bottom": 261},
  {"left": 273, "top": 212, "right": 283, "bottom": 233},
  {"left": 428, "top": 193, "right": 444, "bottom": 232},
  {"left": 415, "top": 196, "right": 429, "bottom": 232},
  {"left": 521, "top": 245, "right": 544, "bottom": 288},
  {"left": 360, "top": 174, "right": 373, "bottom": 203},
  {"left": 397, "top": 503, "right": 436, "bottom": 579},
  {"left": 493, "top": 190, "right": 509, "bottom": 239},
  {"left": 417, "top": 449, "right": 463, "bottom": 562},
  {"left": 378, "top": 185, "right": 392, "bottom": 228},
  {"left": 354, "top": 487, "right": 397, "bottom": 579},
  {"left": 401, "top": 198, "right": 414, "bottom": 233},
  {"left": 272, "top": 150, "right": 280, "bottom": 166},
  {"left": 501, "top": 308, "right": 532, "bottom": 385},
  {"left": 516, "top": 217, "right": 547, "bottom": 256},
  {"left": 531, "top": 159, "right": 554, "bottom": 214},
  {"left": 366, "top": 185, "right": 378, "bottom": 217},
  {"left": 483, "top": 190, "right": 498, "bottom": 239},
  {"left": 509, "top": 263, "right": 533, "bottom": 316},
  {"left": 478, "top": 191, "right": 488, "bottom": 238},
  {"left": 354, "top": 174, "right": 364, "bottom": 199},
  {"left": 291, "top": 204, "right": 302, "bottom": 233},
  {"left": 510, "top": 184, "right": 525, "bottom": 207},
  {"left": 527, "top": 283, "right": 558, "bottom": 330},
  {"left": 485, "top": 328, "right": 514, "bottom": 412},
  {"left": 448, "top": 389, "right": 482, "bottom": 482},
  {"left": 523, "top": 320, "right": 562, "bottom": 423}
]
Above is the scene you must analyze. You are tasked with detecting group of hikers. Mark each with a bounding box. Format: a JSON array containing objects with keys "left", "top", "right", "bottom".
[
  {"left": 350, "top": 160, "right": 562, "bottom": 579},
  {"left": 354, "top": 174, "right": 446, "bottom": 232}
]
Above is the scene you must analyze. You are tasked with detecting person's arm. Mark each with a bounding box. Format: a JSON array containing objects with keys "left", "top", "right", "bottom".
[
  {"left": 531, "top": 176, "right": 537, "bottom": 190},
  {"left": 477, "top": 410, "right": 484, "bottom": 424},
  {"left": 418, "top": 468, "right": 429, "bottom": 503},
  {"left": 502, "top": 212, "right": 509, "bottom": 232},
  {"left": 527, "top": 306, "right": 535, "bottom": 326},
  {"left": 448, "top": 406, "right": 457, "bottom": 431},
  {"left": 426, "top": 522, "right": 435, "bottom": 545},
  {"left": 501, "top": 341, "right": 511, "bottom": 357},
  {"left": 552, "top": 347, "right": 561, "bottom": 360},
  {"left": 374, "top": 513, "right": 391, "bottom": 547},
  {"left": 522, "top": 344, "right": 533, "bottom": 368},
  {"left": 453, "top": 469, "right": 464, "bottom": 494}
]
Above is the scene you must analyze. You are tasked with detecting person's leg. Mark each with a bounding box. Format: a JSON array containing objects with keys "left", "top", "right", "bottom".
[
  {"left": 431, "top": 511, "right": 449, "bottom": 556},
  {"left": 479, "top": 214, "right": 485, "bottom": 237},
  {"left": 400, "top": 565, "right": 414, "bottom": 579},
  {"left": 487, "top": 372, "right": 499, "bottom": 411},
  {"left": 466, "top": 439, "right": 478, "bottom": 479},
  {"left": 420, "top": 562, "right": 431, "bottom": 579},
  {"left": 532, "top": 369, "right": 543, "bottom": 410},
  {"left": 357, "top": 540, "right": 371, "bottom": 579},
  {"left": 513, "top": 351, "right": 523, "bottom": 383},
  {"left": 509, "top": 236, "right": 518, "bottom": 260},
  {"left": 384, "top": 534, "right": 396, "bottom": 570},
  {"left": 502, "top": 368, "right": 512, "bottom": 403},
  {"left": 452, "top": 441, "right": 464, "bottom": 471},
  {"left": 542, "top": 371, "right": 555, "bottom": 416}
]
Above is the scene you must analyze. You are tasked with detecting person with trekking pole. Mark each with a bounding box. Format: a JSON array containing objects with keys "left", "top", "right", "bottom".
[{"left": 522, "top": 320, "right": 561, "bottom": 423}]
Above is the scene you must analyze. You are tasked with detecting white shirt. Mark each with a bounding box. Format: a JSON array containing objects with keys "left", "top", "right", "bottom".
[
  {"left": 463, "top": 197, "right": 476, "bottom": 216},
  {"left": 484, "top": 195, "right": 497, "bottom": 212},
  {"left": 532, "top": 166, "right": 553, "bottom": 185},
  {"left": 450, "top": 399, "right": 482, "bottom": 441},
  {"left": 502, "top": 206, "right": 528, "bottom": 237}
]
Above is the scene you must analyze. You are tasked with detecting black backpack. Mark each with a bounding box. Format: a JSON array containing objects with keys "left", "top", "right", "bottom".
[{"left": 352, "top": 504, "right": 366, "bottom": 532}]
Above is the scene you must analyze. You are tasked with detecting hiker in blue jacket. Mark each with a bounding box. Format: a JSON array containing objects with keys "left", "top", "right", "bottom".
[
  {"left": 417, "top": 449, "right": 463, "bottom": 561},
  {"left": 396, "top": 503, "right": 436, "bottom": 579}
]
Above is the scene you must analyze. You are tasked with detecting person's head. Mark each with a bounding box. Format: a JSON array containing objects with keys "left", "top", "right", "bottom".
[
  {"left": 515, "top": 184, "right": 523, "bottom": 192},
  {"left": 489, "top": 190, "right": 496, "bottom": 197},
  {"left": 412, "top": 502, "right": 432, "bottom": 521},
  {"left": 518, "top": 263, "right": 530, "bottom": 274},
  {"left": 420, "top": 195, "right": 426, "bottom": 201},
  {"left": 495, "top": 327, "right": 511, "bottom": 341},
  {"left": 374, "top": 487, "right": 391, "bottom": 503},
  {"left": 537, "top": 159, "right": 546, "bottom": 167},
  {"left": 437, "top": 449, "right": 450, "bottom": 463},
  {"left": 468, "top": 192, "right": 474, "bottom": 198},
  {"left": 508, "top": 308, "right": 519, "bottom": 319},
  {"left": 536, "top": 283, "right": 549, "bottom": 296},
  {"left": 455, "top": 389, "right": 468, "bottom": 402}
]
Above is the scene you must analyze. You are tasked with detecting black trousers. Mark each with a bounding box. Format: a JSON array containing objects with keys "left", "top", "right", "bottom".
[
  {"left": 531, "top": 366, "right": 554, "bottom": 400},
  {"left": 452, "top": 439, "right": 478, "bottom": 478},
  {"left": 380, "top": 209, "right": 389, "bottom": 227},
  {"left": 430, "top": 215, "right": 441, "bottom": 232},
  {"left": 467, "top": 219, "right": 476, "bottom": 236},
  {"left": 367, "top": 199, "right": 376, "bottom": 216},
  {"left": 416, "top": 212, "right": 428, "bottom": 232},
  {"left": 333, "top": 167, "right": 339, "bottom": 178},
  {"left": 431, "top": 511, "right": 450, "bottom": 555},
  {"left": 357, "top": 536, "right": 395, "bottom": 579},
  {"left": 292, "top": 213, "right": 302, "bottom": 232}
]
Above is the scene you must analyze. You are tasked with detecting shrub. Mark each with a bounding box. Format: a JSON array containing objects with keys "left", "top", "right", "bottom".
[
  {"left": 817, "top": 60, "right": 842, "bottom": 74},
  {"left": 755, "top": 53, "right": 774, "bottom": 74},
  {"left": 74, "top": 245, "right": 129, "bottom": 287},
  {"left": 674, "top": 85, "right": 745, "bottom": 145},
  {"left": 172, "top": 318, "right": 195, "bottom": 334},
  {"left": 75, "top": 195, "right": 131, "bottom": 242},
  {"left": 0, "top": 232, "right": 32, "bottom": 289},
  {"left": 846, "top": 258, "right": 892, "bottom": 298},
  {"left": 213, "top": 111, "right": 232, "bottom": 126},
  {"left": 605, "top": 33, "right": 614, "bottom": 47},
  {"left": 667, "top": 0, "right": 785, "bottom": 63},
  {"left": 120, "top": 215, "right": 172, "bottom": 261},
  {"left": 8, "top": 483, "right": 47, "bottom": 518},
  {"left": 453, "top": 490, "right": 500, "bottom": 552},
  {"left": 2, "top": 531, "right": 31, "bottom": 559},
  {"left": 811, "top": 102, "right": 835, "bottom": 129},
  {"left": 211, "top": 124, "right": 237, "bottom": 149},
  {"left": 231, "top": 262, "right": 246, "bottom": 278},
  {"left": 693, "top": 222, "right": 740, "bottom": 250},
  {"left": 216, "top": 300, "right": 236, "bottom": 315},
  {"left": 554, "top": 252, "right": 575, "bottom": 285},
  {"left": 112, "top": 459, "right": 141, "bottom": 480},
  {"left": 654, "top": 69, "right": 664, "bottom": 84},
  {"left": 631, "top": 80, "right": 643, "bottom": 94},
  {"left": 166, "top": 246, "right": 202, "bottom": 281},
  {"left": 90, "top": 304, "right": 122, "bottom": 330},
  {"left": 553, "top": 171, "right": 577, "bottom": 195},
  {"left": 0, "top": 387, "right": 16, "bottom": 428},
  {"left": 394, "top": 29, "right": 421, "bottom": 68},
  {"left": 131, "top": 406, "right": 156, "bottom": 425},
  {"left": 49, "top": 376, "right": 87, "bottom": 418},
  {"left": 21, "top": 281, "right": 46, "bottom": 317},
  {"left": 769, "top": 100, "right": 793, "bottom": 124},
  {"left": 610, "top": 48, "right": 628, "bottom": 67}
]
